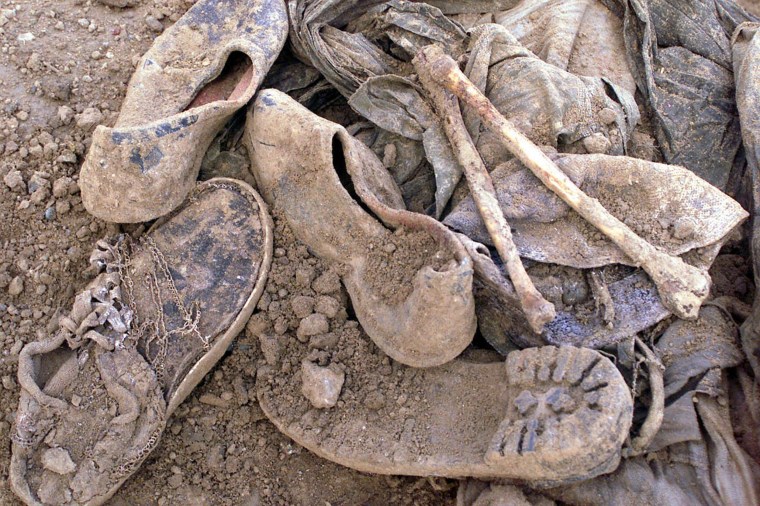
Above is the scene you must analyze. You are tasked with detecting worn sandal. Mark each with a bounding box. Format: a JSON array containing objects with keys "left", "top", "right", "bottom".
[
  {"left": 80, "top": 0, "right": 287, "bottom": 223},
  {"left": 257, "top": 344, "right": 632, "bottom": 485},
  {"left": 247, "top": 89, "right": 476, "bottom": 368},
  {"left": 10, "top": 178, "right": 272, "bottom": 505}
]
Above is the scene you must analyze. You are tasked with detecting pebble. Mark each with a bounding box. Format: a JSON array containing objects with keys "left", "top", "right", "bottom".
[
  {"left": 199, "top": 393, "right": 229, "bottom": 408},
  {"left": 44, "top": 207, "right": 56, "bottom": 221},
  {"left": 145, "top": 15, "right": 163, "bottom": 32},
  {"left": 315, "top": 296, "right": 340, "bottom": 318},
  {"left": 75, "top": 107, "right": 103, "bottom": 130},
  {"left": 10, "top": 340, "right": 23, "bottom": 355},
  {"left": 582, "top": 133, "right": 612, "bottom": 154},
  {"left": 308, "top": 332, "right": 339, "bottom": 350},
  {"left": 312, "top": 271, "right": 341, "bottom": 294},
  {"left": 598, "top": 107, "right": 618, "bottom": 125},
  {"left": 56, "top": 151, "right": 77, "bottom": 164},
  {"left": 27, "top": 172, "right": 49, "bottom": 194},
  {"left": 52, "top": 176, "right": 72, "bottom": 198},
  {"left": 71, "top": 394, "right": 82, "bottom": 407},
  {"left": 55, "top": 199, "right": 71, "bottom": 215},
  {"left": 290, "top": 295, "right": 315, "bottom": 319},
  {"left": 8, "top": 276, "right": 23, "bottom": 296},
  {"left": 258, "top": 334, "right": 281, "bottom": 365},
  {"left": 296, "top": 313, "right": 329, "bottom": 342},
  {"left": 300, "top": 360, "right": 344, "bottom": 409},
  {"left": 42, "top": 447, "right": 76, "bottom": 475},
  {"left": 2, "top": 375, "right": 14, "bottom": 390},
  {"left": 364, "top": 391, "right": 386, "bottom": 410},
  {"left": 295, "top": 266, "right": 316, "bottom": 287},
  {"left": 57, "top": 105, "right": 74, "bottom": 125},
  {"left": 672, "top": 217, "right": 697, "bottom": 240},
  {"left": 3, "top": 170, "right": 25, "bottom": 191}
]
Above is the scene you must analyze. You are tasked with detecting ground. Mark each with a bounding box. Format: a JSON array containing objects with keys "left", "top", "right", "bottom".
[{"left": 0, "top": 0, "right": 455, "bottom": 504}]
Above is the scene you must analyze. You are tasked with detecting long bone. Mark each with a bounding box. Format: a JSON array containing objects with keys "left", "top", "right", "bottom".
[
  {"left": 414, "top": 45, "right": 709, "bottom": 319},
  {"left": 414, "top": 55, "right": 556, "bottom": 333}
]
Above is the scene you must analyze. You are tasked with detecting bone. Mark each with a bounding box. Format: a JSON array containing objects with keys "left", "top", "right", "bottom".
[
  {"left": 414, "top": 54, "right": 556, "bottom": 333},
  {"left": 623, "top": 336, "right": 664, "bottom": 457},
  {"left": 415, "top": 45, "right": 710, "bottom": 319}
]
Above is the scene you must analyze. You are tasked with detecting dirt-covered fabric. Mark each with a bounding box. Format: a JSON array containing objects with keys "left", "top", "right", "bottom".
[
  {"left": 608, "top": 0, "right": 757, "bottom": 191},
  {"left": 457, "top": 233, "right": 670, "bottom": 351},
  {"left": 542, "top": 307, "right": 760, "bottom": 505},
  {"left": 733, "top": 23, "right": 760, "bottom": 384},
  {"left": 460, "top": 24, "right": 639, "bottom": 170},
  {"left": 493, "top": 0, "right": 636, "bottom": 93}
]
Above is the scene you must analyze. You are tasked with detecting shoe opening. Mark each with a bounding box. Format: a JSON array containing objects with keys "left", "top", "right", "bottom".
[
  {"left": 185, "top": 51, "right": 253, "bottom": 111},
  {"left": 332, "top": 133, "right": 381, "bottom": 221}
]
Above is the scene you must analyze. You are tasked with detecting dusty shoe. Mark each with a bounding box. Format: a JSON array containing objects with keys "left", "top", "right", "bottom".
[
  {"left": 257, "top": 344, "right": 632, "bottom": 485},
  {"left": 247, "top": 89, "right": 476, "bottom": 368},
  {"left": 10, "top": 178, "right": 272, "bottom": 505},
  {"left": 79, "top": 0, "right": 287, "bottom": 223}
]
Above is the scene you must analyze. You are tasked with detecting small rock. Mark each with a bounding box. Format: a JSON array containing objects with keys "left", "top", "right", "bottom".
[
  {"left": 2, "top": 375, "right": 15, "bottom": 390},
  {"left": 30, "top": 186, "right": 50, "bottom": 205},
  {"left": 27, "top": 172, "right": 49, "bottom": 194},
  {"left": 301, "top": 361, "right": 344, "bottom": 409},
  {"left": 582, "top": 133, "right": 612, "bottom": 154},
  {"left": 245, "top": 313, "right": 270, "bottom": 338},
  {"left": 75, "top": 107, "right": 103, "bottom": 130},
  {"left": 145, "top": 15, "right": 163, "bottom": 32},
  {"left": 15, "top": 110, "right": 29, "bottom": 121},
  {"left": 290, "top": 295, "right": 315, "bottom": 319},
  {"left": 57, "top": 105, "right": 75, "bottom": 125},
  {"left": 315, "top": 296, "right": 340, "bottom": 318},
  {"left": 168, "top": 474, "right": 183, "bottom": 488},
  {"left": 8, "top": 276, "right": 23, "bottom": 296},
  {"left": 52, "top": 176, "right": 72, "bottom": 198},
  {"left": 56, "top": 151, "right": 77, "bottom": 164},
  {"left": 672, "top": 217, "right": 697, "bottom": 240},
  {"left": 258, "top": 334, "right": 281, "bottom": 365},
  {"left": 295, "top": 266, "right": 316, "bottom": 287},
  {"left": 3, "top": 170, "right": 25, "bottom": 191},
  {"left": 37, "top": 478, "right": 71, "bottom": 505},
  {"left": 42, "top": 447, "right": 76, "bottom": 474},
  {"left": 364, "top": 391, "right": 386, "bottom": 410},
  {"left": 312, "top": 271, "right": 341, "bottom": 294},
  {"left": 44, "top": 207, "right": 56, "bottom": 221},
  {"left": 71, "top": 394, "right": 82, "bottom": 407},
  {"left": 308, "top": 332, "right": 339, "bottom": 350},
  {"left": 55, "top": 199, "right": 71, "bottom": 215},
  {"left": 598, "top": 107, "right": 618, "bottom": 125},
  {"left": 199, "top": 393, "right": 229, "bottom": 408},
  {"left": 296, "top": 314, "right": 329, "bottom": 342}
]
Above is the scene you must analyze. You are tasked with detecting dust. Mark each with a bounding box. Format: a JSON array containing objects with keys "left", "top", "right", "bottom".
[{"left": 364, "top": 228, "right": 453, "bottom": 306}]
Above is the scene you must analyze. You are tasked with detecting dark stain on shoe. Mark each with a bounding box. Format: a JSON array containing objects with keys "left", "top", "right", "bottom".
[
  {"left": 129, "top": 146, "right": 164, "bottom": 174},
  {"left": 154, "top": 114, "right": 199, "bottom": 138}
]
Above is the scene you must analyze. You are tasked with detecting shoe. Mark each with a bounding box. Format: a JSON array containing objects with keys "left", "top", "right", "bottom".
[
  {"left": 79, "top": 0, "right": 287, "bottom": 223},
  {"left": 10, "top": 178, "right": 272, "bottom": 505},
  {"left": 257, "top": 344, "right": 633, "bottom": 485},
  {"left": 247, "top": 89, "right": 476, "bottom": 368}
]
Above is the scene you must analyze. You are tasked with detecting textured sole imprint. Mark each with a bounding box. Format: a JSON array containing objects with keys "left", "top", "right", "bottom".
[{"left": 486, "top": 346, "right": 632, "bottom": 482}]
